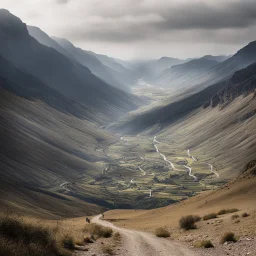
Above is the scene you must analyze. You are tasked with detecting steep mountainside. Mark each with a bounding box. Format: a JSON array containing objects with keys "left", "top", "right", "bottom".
[
  {"left": 0, "top": 9, "right": 140, "bottom": 122},
  {"left": 0, "top": 85, "right": 116, "bottom": 218},
  {"left": 52, "top": 36, "right": 137, "bottom": 91}
]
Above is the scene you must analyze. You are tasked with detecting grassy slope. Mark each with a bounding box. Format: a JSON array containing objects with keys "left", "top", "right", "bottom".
[{"left": 0, "top": 88, "right": 117, "bottom": 218}]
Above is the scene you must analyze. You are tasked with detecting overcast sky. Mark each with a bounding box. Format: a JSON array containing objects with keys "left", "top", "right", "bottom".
[{"left": 1, "top": 0, "right": 256, "bottom": 60}]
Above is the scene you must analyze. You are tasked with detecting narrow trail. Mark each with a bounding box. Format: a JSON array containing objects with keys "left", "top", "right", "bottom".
[
  {"left": 183, "top": 165, "right": 197, "bottom": 181},
  {"left": 153, "top": 137, "right": 175, "bottom": 170},
  {"left": 137, "top": 166, "right": 146, "bottom": 176},
  {"left": 207, "top": 163, "right": 220, "bottom": 178},
  {"left": 92, "top": 215, "right": 200, "bottom": 256},
  {"left": 60, "top": 182, "right": 70, "bottom": 192}
]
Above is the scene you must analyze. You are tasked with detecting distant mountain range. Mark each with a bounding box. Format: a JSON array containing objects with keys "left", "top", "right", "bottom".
[
  {"left": 110, "top": 41, "right": 256, "bottom": 134},
  {"left": 0, "top": 9, "right": 141, "bottom": 123}
]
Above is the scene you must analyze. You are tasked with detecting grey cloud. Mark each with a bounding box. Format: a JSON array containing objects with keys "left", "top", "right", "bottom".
[{"left": 56, "top": 0, "right": 69, "bottom": 4}]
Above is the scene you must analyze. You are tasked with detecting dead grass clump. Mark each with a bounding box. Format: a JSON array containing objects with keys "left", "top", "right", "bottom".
[
  {"left": 203, "top": 213, "right": 217, "bottom": 220},
  {"left": 220, "top": 232, "right": 237, "bottom": 244},
  {"left": 61, "top": 234, "right": 75, "bottom": 250},
  {"left": 179, "top": 215, "right": 201, "bottom": 230},
  {"left": 101, "top": 244, "right": 114, "bottom": 255},
  {"left": 194, "top": 240, "right": 214, "bottom": 248},
  {"left": 155, "top": 228, "right": 170, "bottom": 238},
  {"left": 84, "top": 236, "right": 94, "bottom": 244},
  {"left": 83, "top": 223, "right": 113, "bottom": 239},
  {"left": 231, "top": 214, "right": 239, "bottom": 220},
  {"left": 218, "top": 208, "right": 239, "bottom": 215},
  {"left": 113, "top": 232, "right": 121, "bottom": 241},
  {"left": 0, "top": 216, "right": 72, "bottom": 256}
]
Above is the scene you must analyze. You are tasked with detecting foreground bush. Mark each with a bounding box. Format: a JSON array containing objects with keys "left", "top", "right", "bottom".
[
  {"left": 155, "top": 228, "right": 170, "bottom": 238},
  {"left": 194, "top": 240, "right": 214, "bottom": 248},
  {"left": 203, "top": 213, "right": 217, "bottom": 220},
  {"left": 101, "top": 244, "right": 114, "bottom": 255},
  {"left": 218, "top": 208, "right": 239, "bottom": 215},
  {"left": 179, "top": 215, "right": 201, "bottom": 230},
  {"left": 83, "top": 224, "right": 113, "bottom": 239},
  {"left": 220, "top": 232, "right": 237, "bottom": 244},
  {"left": 0, "top": 216, "right": 72, "bottom": 256}
]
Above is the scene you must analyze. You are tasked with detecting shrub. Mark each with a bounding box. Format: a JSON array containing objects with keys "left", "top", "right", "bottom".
[
  {"left": 155, "top": 228, "right": 170, "bottom": 238},
  {"left": 84, "top": 236, "right": 94, "bottom": 244},
  {"left": 194, "top": 240, "right": 214, "bottom": 248},
  {"left": 61, "top": 235, "right": 75, "bottom": 250},
  {"left": 220, "top": 232, "right": 237, "bottom": 244},
  {"left": 242, "top": 212, "right": 250, "bottom": 218},
  {"left": 179, "top": 215, "right": 201, "bottom": 230},
  {"left": 231, "top": 214, "right": 239, "bottom": 220},
  {"left": 218, "top": 208, "right": 239, "bottom": 215},
  {"left": 83, "top": 224, "right": 113, "bottom": 239},
  {"left": 0, "top": 216, "right": 72, "bottom": 256},
  {"left": 101, "top": 244, "right": 114, "bottom": 255},
  {"left": 113, "top": 232, "right": 121, "bottom": 241},
  {"left": 203, "top": 213, "right": 217, "bottom": 220}
]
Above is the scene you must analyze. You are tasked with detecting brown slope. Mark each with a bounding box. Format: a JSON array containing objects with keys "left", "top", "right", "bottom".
[{"left": 0, "top": 87, "right": 115, "bottom": 218}]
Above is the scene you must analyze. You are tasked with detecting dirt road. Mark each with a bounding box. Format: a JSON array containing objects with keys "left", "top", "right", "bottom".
[{"left": 92, "top": 215, "right": 200, "bottom": 256}]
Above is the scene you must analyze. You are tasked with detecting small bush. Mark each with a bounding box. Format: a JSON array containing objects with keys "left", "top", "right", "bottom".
[
  {"left": 194, "top": 240, "right": 214, "bottom": 248},
  {"left": 0, "top": 216, "right": 72, "bottom": 256},
  {"left": 113, "top": 232, "right": 121, "bottom": 241},
  {"left": 220, "top": 232, "right": 237, "bottom": 244},
  {"left": 155, "top": 228, "right": 170, "bottom": 238},
  {"left": 218, "top": 208, "right": 239, "bottom": 215},
  {"left": 241, "top": 212, "right": 250, "bottom": 218},
  {"left": 179, "top": 215, "right": 201, "bottom": 230},
  {"left": 101, "top": 244, "right": 114, "bottom": 255},
  {"left": 84, "top": 236, "right": 94, "bottom": 244},
  {"left": 203, "top": 213, "right": 217, "bottom": 220},
  {"left": 231, "top": 214, "right": 239, "bottom": 220},
  {"left": 83, "top": 224, "right": 113, "bottom": 239},
  {"left": 61, "top": 235, "right": 75, "bottom": 250}
]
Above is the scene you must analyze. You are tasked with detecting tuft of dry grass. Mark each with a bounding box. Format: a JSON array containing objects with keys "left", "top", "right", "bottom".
[
  {"left": 0, "top": 215, "right": 73, "bottom": 256},
  {"left": 83, "top": 223, "right": 113, "bottom": 239},
  {"left": 179, "top": 215, "right": 201, "bottom": 230},
  {"left": 220, "top": 232, "right": 237, "bottom": 244},
  {"left": 218, "top": 208, "right": 239, "bottom": 215},
  {"left": 231, "top": 214, "right": 239, "bottom": 220},
  {"left": 101, "top": 244, "right": 114, "bottom": 255},
  {"left": 155, "top": 228, "right": 170, "bottom": 238},
  {"left": 194, "top": 240, "right": 214, "bottom": 248},
  {"left": 203, "top": 213, "right": 217, "bottom": 220},
  {"left": 113, "top": 232, "right": 121, "bottom": 242}
]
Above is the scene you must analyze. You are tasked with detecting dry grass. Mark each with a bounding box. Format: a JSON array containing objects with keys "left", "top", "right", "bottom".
[
  {"left": 155, "top": 228, "right": 170, "bottom": 238},
  {"left": 194, "top": 240, "right": 214, "bottom": 248},
  {"left": 179, "top": 215, "right": 201, "bottom": 230},
  {"left": 203, "top": 213, "right": 217, "bottom": 220},
  {"left": 83, "top": 223, "right": 113, "bottom": 239},
  {"left": 101, "top": 244, "right": 114, "bottom": 255},
  {"left": 218, "top": 208, "right": 239, "bottom": 215},
  {"left": 220, "top": 232, "right": 237, "bottom": 244},
  {"left": 231, "top": 214, "right": 239, "bottom": 220},
  {"left": 0, "top": 215, "right": 73, "bottom": 256},
  {"left": 113, "top": 232, "right": 121, "bottom": 242}
]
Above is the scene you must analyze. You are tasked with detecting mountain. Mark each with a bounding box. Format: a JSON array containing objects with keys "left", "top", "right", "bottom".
[
  {"left": 155, "top": 41, "right": 256, "bottom": 92},
  {"left": 156, "top": 57, "right": 219, "bottom": 89},
  {"left": 52, "top": 36, "right": 137, "bottom": 90},
  {"left": 202, "top": 54, "right": 231, "bottom": 62},
  {"left": 110, "top": 60, "right": 256, "bottom": 134},
  {"left": 134, "top": 57, "right": 187, "bottom": 84},
  {"left": 27, "top": 25, "right": 75, "bottom": 61},
  {"left": 0, "top": 9, "right": 140, "bottom": 122},
  {"left": 0, "top": 82, "right": 117, "bottom": 217}
]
